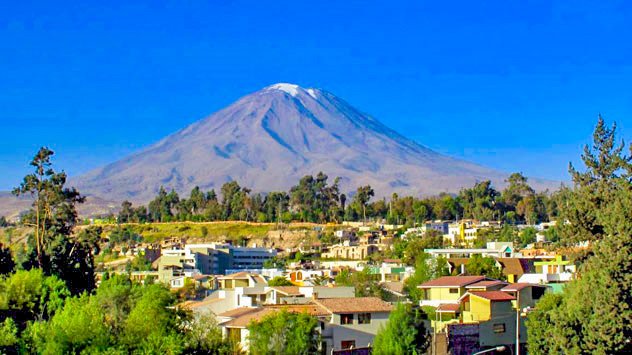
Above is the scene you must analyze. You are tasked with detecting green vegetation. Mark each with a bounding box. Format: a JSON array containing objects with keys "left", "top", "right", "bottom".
[
  {"left": 465, "top": 254, "right": 503, "bottom": 280},
  {"left": 403, "top": 253, "right": 449, "bottom": 303},
  {"left": 526, "top": 117, "right": 632, "bottom": 354},
  {"left": 267, "top": 276, "right": 293, "bottom": 286},
  {"left": 334, "top": 268, "right": 385, "bottom": 298},
  {"left": 373, "top": 303, "right": 430, "bottom": 355},
  {"left": 248, "top": 310, "right": 320, "bottom": 355}
]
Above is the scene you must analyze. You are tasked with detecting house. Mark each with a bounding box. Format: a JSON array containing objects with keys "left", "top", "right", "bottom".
[
  {"left": 425, "top": 242, "right": 515, "bottom": 259},
  {"left": 314, "top": 297, "right": 393, "bottom": 352},
  {"left": 501, "top": 283, "right": 548, "bottom": 309},
  {"left": 417, "top": 276, "right": 487, "bottom": 307},
  {"left": 219, "top": 304, "right": 330, "bottom": 352},
  {"left": 518, "top": 255, "right": 576, "bottom": 291},
  {"left": 217, "top": 296, "right": 392, "bottom": 353},
  {"left": 321, "top": 241, "right": 382, "bottom": 260},
  {"left": 218, "top": 272, "right": 267, "bottom": 290},
  {"left": 460, "top": 291, "right": 515, "bottom": 323},
  {"left": 496, "top": 258, "right": 535, "bottom": 283}
]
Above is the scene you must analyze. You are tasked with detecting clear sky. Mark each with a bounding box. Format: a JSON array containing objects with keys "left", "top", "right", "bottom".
[{"left": 1, "top": 1, "right": 631, "bottom": 190}]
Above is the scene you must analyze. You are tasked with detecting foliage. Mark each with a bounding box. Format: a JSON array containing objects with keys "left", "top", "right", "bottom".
[
  {"left": 263, "top": 256, "right": 287, "bottom": 270},
  {"left": 334, "top": 268, "right": 384, "bottom": 298},
  {"left": 268, "top": 276, "right": 293, "bottom": 286},
  {"left": 465, "top": 254, "right": 503, "bottom": 280},
  {"left": 12, "top": 148, "right": 95, "bottom": 295},
  {"left": 527, "top": 117, "right": 632, "bottom": 354},
  {"left": 183, "top": 313, "right": 238, "bottom": 354},
  {"left": 403, "top": 254, "right": 449, "bottom": 302},
  {"left": 0, "top": 244, "right": 15, "bottom": 275},
  {"left": 248, "top": 310, "right": 319, "bottom": 355},
  {"left": 373, "top": 303, "right": 430, "bottom": 355}
]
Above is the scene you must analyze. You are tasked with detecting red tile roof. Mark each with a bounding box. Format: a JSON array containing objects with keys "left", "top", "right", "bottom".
[
  {"left": 222, "top": 304, "right": 330, "bottom": 328},
  {"left": 436, "top": 303, "right": 460, "bottom": 313},
  {"left": 418, "top": 276, "right": 486, "bottom": 288},
  {"left": 468, "top": 291, "right": 515, "bottom": 301},
  {"left": 315, "top": 297, "right": 393, "bottom": 313},
  {"left": 217, "top": 307, "right": 260, "bottom": 318}
]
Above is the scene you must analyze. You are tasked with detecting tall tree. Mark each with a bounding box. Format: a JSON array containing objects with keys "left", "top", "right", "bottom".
[
  {"left": 527, "top": 117, "right": 632, "bottom": 353},
  {"left": 12, "top": 147, "right": 85, "bottom": 269},
  {"left": 373, "top": 303, "right": 430, "bottom": 355},
  {"left": 353, "top": 185, "right": 374, "bottom": 224}
]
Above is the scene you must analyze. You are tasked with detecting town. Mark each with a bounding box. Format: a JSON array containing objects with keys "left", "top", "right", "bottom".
[{"left": 89, "top": 217, "right": 574, "bottom": 354}]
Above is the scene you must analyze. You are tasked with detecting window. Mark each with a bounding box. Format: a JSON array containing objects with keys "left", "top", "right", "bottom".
[
  {"left": 449, "top": 288, "right": 459, "bottom": 294},
  {"left": 493, "top": 323, "right": 506, "bottom": 333},
  {"left": 341, "top": 340, "right": 355, "bottom": 349},
  {"left": 340, "top": 314, "right": 353, "bottom": 325},
  {"left": 358, "top": 313, "right": 371, "bottom": 324}
]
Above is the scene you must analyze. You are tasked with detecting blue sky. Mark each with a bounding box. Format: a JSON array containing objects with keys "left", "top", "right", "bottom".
[{"left": 1, "top": 1, "right": 631, "bottom": 190}]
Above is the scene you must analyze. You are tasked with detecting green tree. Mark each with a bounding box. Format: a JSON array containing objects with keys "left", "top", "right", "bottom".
[
  {"left": 373, "top": 303, "right": 430, "bottom": 355},
  {"left": 184, "top": 312, "right": 237, "bottom": 354},
  {"left": 403, "top": 254, "right": 449, "bottom": 303},
  {"left": 353, "top": 185, "right": 374, "bottom": 224},
  {"left": 0, "top": 244, "right": 15, "bottom": 275},
  {"left": 248, "top": 310, "right": 320, "bottom": 355},
  {"left": 465, "top": 255, "right": 503, "bottom": 280},
  {"left": 268, "top": 276, "right": 293, "bottom": 286},
  {"left": 12, "top": 148, "right": 90, "bottom": 293},
  {"left": 527, "top": 117, "right": 632, "bottom": 353},
  {"left": 118, "top": 200, "right": 134, "bottom": 223}
]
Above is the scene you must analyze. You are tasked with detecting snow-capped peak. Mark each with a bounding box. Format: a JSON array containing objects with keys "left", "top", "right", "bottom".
[{"left": 266, "top": 83, "right": 301, "bottom": 96}]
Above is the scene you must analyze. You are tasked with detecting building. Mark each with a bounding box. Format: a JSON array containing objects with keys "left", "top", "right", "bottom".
[
  {"left": 321, "top": 241, "right": 381, "bottom": 260},
  {"left": 417, "top": 276, "right": 488, "bottom": 307},
  {"left": 425, "top": 242, "right": 515, "bottom": 259},
  {"left": 218, "top": 296, "right": 392, "bottom": 353},
  {"left": 156, "top": 243, "right": 277, "bottom": 284}
]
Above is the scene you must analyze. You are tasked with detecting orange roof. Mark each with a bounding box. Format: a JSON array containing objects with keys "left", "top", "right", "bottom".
[
  {"left": 218, "top": 271, "right": 252, "bottom": 279},
  {"left": 178, "top": 297, "right": 222, "bottom": 310},
  {"left": 315, "top": 297, "right": 393, "bottom": 313},
  {"left": 217, "top": 307, "right": 260, "bottom": 318},
  {"left": 223, "top": 304, "right": 329, "bottom": 328},
  {"left": 501, "top": 283, "right": 546, "bottom": 292},
  {"left": 271, "top": 286, "right": 302, "bottom": 295},
  {"left": 436, "top": 303, "right": 460, "bottom": 313},
  {"left": 468, "top": 291, "right": 515, "bottom": 301},
  {"left": 418, "top": 276, "right": 486, "bottom": 288}
]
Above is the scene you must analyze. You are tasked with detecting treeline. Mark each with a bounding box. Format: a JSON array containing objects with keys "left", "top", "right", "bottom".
[{"left": 118, "top": 172, "right": 563, "bottom": 226}]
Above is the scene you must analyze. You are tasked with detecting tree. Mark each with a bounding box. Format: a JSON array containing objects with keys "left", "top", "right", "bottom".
[
  {"left": 0, "top": 244, "right": 15, "bottom": 275},
  {"left": 373, "top": 303, "right": 430, "bottom": 355},
  {"left": 353, "top": 185, "right": 374, "bottom": 224},
  {"left": 563, "top": 116, "right": 632, "bottom": 255},
  {"left": 12, "top": 147, "right": 85, "bottom": 270},
  {"left": 118, "top": 200, "right": 134, "bottom": 223},
  {"left": 465, "top": 255, "right": 503, "bottom": 280},
  {"left": 248, "top": 310, "right": 320, "bottom": 355},
  {"left": 334, "top": 268, "right": 384, "bottom": 298},
  {"left": 184, "top": 313, "right": 237, "bottom": 354},
  {"left": 527, "top": 117, "right": 632, "bottom": 353},
  {"left": 268, "top": 276, "right": 293, "bottom": 286},
  {"left": 403, "top": 254, "right": 449, "bottom": 303}
]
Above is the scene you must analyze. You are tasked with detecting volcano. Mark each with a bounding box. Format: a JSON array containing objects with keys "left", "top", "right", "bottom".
[{"left": 72, "top": 83, "right": 551, "bottom": 202}]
